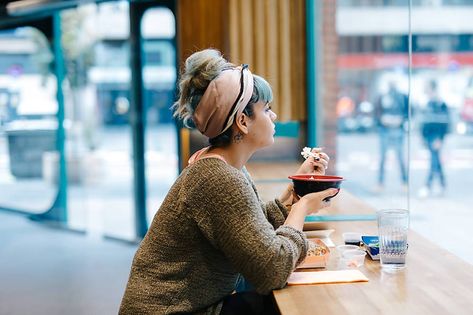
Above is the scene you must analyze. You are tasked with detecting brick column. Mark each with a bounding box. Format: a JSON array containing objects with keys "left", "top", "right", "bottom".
[{"left": 320, "top": 0, "right": 338, "bottom": 174}]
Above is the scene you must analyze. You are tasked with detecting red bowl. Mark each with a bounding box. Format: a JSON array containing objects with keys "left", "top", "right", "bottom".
[{"left": 288, "top": 175, "right": 344, "bottom": 199}]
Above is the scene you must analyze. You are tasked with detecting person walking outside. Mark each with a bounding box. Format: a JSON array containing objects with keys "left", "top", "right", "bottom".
[
  {"left": 374, "top": 81, "right": 408, "bottom": 192},
  {"left": 418, "top": 80, "right": 450, "bottom": 198}
]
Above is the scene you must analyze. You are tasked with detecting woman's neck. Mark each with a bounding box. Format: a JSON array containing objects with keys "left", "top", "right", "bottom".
[{"left": 208, "top": 144, "right": 254, "bottom": 170}]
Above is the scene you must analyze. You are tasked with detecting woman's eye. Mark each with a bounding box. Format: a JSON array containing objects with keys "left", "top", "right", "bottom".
[{"left": 265, "top": 106, "right": 272, "bottom": 112}]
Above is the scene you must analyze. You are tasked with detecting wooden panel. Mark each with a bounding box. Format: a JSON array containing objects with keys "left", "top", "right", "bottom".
[
  {"left": 177, "top": 0, "right": 229, "bottom": 62},
  {"left": 227, "top": 0, "right": 306, "bottom": 122},
  {"left": 229, "top": 0, "right": 239, "bottom": 62},
  {"left": 291, "top": 0, "right": 307, "bottom": 119},
  {"left": 265, "top": 0, "right": 280, "bottom": 117},
  {"left": 239, "top": 0, "right": 253, "bottom": 67},
  {"left": 178, "top": 0, "right": 306, "bottom": 121},
  {"left": 278, "top": 0, "right": 291, "bottom": 120},
  {"left": 253, "top": 0, "right": 266, "bottom": 74}
]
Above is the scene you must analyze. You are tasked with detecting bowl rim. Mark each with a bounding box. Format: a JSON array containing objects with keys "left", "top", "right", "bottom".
[{"left": 288, "top": 174, "right": 344, "bottom": 182}]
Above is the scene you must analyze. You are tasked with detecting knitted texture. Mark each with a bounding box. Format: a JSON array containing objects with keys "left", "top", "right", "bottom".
[{"left": 119, "top": 158, "right": 308, "bottom": 314}]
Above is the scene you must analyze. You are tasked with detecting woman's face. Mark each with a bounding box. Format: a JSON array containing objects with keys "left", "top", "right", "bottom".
[{"left": 246, "top": 101, "right": 277, "bottom": 148}]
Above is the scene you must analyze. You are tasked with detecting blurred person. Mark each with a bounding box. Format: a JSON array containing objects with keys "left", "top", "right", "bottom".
[
  {"left": 418, "top": 80, "right": 450, "bottom": 198},
  {"left": 119, "top": 49, "right": 338, "bottom": 315},
  {"left": 374, "top": 81, "right": 408, "bottom": 192}
]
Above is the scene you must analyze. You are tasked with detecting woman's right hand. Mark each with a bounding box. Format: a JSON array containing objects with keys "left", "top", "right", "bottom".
[{"left": 292, "top": 188, "right": 339, "bottom": 216}]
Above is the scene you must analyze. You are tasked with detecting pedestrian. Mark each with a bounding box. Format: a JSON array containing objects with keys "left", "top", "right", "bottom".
[
  {"left": 418, "top": 80, "right": 450, "bottom": 197},
  {"left": 374, "top": 81, "right": 408, "bottom": 192},
  {"left": 119, "top": 49, "right": 337, "bottom": 314}
]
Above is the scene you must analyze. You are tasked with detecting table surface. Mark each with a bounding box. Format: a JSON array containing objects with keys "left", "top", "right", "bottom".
[{"left": 273, "top": 191, "right": 473, "bottom": 315}]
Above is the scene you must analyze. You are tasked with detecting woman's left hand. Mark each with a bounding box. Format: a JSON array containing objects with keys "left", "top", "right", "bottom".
[{"left": 296, "top": 148, "right": 329, "bottom": 175}]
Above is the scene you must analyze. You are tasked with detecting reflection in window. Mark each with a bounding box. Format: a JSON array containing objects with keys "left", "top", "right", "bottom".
[
  {"left": 333, "top": 0, "right": 473, "bottom": 263},
  {"left": 0, "top": 27, "right": 58, "bottom": 213},
  {"left": 142, "top": 7, "right": 178, "bottom": 224},
  {"left": 60, "top": 1, "right": 135, "bottom": 239}
]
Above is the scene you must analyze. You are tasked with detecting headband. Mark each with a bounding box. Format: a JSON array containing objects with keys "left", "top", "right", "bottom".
[{"left": 193, "top": 64, "right": 254, "bottom": 138}]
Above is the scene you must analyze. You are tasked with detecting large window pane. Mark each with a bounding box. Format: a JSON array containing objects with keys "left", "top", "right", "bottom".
[
  {"left": 330, "top": 1, "right": 473, "bottom": 264},
  {"left": 335, "top": 3, "right": 409, "bottom": 210},
  {"left": 61, "top": 1, "right": 135, "bottom": 239},
  {"left": 0, "top": 27, "right": 58, "bottom": 212},
  {"left": 410, "top": 3, "right": 473, "bottom": 263},
  {"left": 141, "top": 7, "right": 178, "bottom": 224}
]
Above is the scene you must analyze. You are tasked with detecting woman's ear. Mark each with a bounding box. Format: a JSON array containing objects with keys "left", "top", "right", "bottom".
[{"left": 235, "top": 113, "right": 249, "bottom": 135}]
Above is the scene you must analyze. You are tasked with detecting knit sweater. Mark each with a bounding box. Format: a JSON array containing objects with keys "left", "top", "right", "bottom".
[{"left": 119, "top": 158, "right": 308, "bottom": 314}]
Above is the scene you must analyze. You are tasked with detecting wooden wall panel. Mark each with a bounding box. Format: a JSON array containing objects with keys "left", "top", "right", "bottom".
[
  {"left": 291, "top": 0, "right": 307, "bottom": 120},
  {"left": 278, "top": 0, "right": 291, "bottom": 120},
  {"left": 227, "top": 0, "right": 306, "bottom": 122},
  {"left": 264, "top": 0, "right": 280, "bottom": 117},
  {"left": 253, "top": 0, "right": 266, "bottom": 74},
  {"left": 177, "top": 0, "right": 307, "bottom": 122},
  {"left": 177, "top": 0, "right": 229, "bottom": 63}
]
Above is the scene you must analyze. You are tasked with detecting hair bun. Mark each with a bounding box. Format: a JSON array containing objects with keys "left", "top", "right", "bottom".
[{"left": 173, "top": 49, "right": 234, "bottom": 127}]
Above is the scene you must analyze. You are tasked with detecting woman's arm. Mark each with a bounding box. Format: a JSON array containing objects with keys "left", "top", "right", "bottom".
[
  {"left": 242, "top": 167, "right": 289, "bottom": 228},
  {"left": 188, "top": 165, "right": 306, "bottom": 294},
  {"left": 283, "top": 189, "right": 338, "bottom": 231}
]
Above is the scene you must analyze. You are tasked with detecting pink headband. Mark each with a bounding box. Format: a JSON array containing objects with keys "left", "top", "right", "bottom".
[{"left": 193, "top": 65, "right": 254, "bottom": 138}]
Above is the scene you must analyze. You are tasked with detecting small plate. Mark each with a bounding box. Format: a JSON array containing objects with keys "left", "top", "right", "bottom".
[
  {"left": 304, "top": 229, "right": 335, "bottom": 247},
  {"left": 304, "top": 229, "right": 334, "bottom": 238},
  {"left": 298, "top": 239, "right": 330, "bottom": 269}
]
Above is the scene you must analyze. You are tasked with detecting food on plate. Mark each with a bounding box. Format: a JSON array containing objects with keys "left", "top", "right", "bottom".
[
  {"left": 298, "top": 239, "right": 330, "bottom": 269},
  {"left": 307, "top": 240, "right": 329, "bottom": 256}
]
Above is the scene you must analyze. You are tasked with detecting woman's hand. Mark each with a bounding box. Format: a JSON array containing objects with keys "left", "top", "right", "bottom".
[
  {"left": 279, "top": 184, "right": 300, "bottom": 208},
  {"left": 296, "top": 148, "right": 329, "bottom": 175},
  {"left": 292, "top": 188, "right": 338, "bottom": 216},
  {"left": 283, "top": 188, "right": 338, "bottom": 230},
  {"left": 279, "top": 148, "right": 330, "bottom": 208}
]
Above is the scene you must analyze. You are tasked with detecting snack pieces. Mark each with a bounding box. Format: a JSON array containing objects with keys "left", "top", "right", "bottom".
[
  {"left": 298, "top": 239, "right": 330, "bottom": 269},
  {"left": 307, "top": 239, "right": 329, "bottom": 256},
  {"left": 301, "top": 147, "right": 321, "bottom": 161}
]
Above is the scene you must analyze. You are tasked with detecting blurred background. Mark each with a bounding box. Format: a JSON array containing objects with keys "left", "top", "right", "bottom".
[{"left": 0, "top": 0, "right": 472, "bottom": 314}]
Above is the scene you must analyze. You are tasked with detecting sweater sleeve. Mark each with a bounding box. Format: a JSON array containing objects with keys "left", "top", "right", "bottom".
[
  {"left": 241, "top": 167, "right": 289, "bottom": 229},
  {"left": 261, "top": 199, "right": 289, "bottom": 229},
  {"left": 185, "top": 161, "right": 308, "bottom": 294}
]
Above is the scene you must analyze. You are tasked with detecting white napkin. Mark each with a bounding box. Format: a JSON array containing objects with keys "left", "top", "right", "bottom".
[{"left": 287, "top": 270, "right": 369, "bottom": 285}]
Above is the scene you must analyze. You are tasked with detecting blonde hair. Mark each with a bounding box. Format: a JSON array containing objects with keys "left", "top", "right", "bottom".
[{"left": 172, "top": 49, "right": 234, "bottom": 127}]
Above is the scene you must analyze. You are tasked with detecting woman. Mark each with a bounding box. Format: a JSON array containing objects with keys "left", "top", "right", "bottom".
[{"left": 119, "top": 49, "right": 338, "bottom": 314}]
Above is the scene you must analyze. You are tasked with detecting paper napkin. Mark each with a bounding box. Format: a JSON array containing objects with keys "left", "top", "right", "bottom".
[{"left": 287, "top": 270, "right": 369, "bottom": 285}]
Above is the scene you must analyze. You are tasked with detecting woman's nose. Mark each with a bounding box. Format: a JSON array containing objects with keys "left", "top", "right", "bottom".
[{"left": 271, "top": 110, "right": 277, "bottom": 121}]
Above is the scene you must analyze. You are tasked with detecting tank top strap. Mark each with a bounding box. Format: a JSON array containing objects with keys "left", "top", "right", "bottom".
[{"left": 188, "top": 146, "right": 228, "bottom": 165}]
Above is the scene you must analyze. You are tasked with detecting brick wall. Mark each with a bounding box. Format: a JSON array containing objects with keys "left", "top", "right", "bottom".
[{"left": 320, "top": 0, "right": 339, "bottom": 174}]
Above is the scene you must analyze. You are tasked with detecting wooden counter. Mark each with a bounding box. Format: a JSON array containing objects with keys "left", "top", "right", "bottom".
[{"left": 273, "top": 192, "right": 473, "bottom": 315}]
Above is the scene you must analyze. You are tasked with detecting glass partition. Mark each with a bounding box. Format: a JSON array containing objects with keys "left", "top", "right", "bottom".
[
  {"left": 0, "top": 27, "right": 58, "bottom": 212},
  {"left": 320, "top": 0, "right": 473, "bottom": 263},
  {"left": 409, "top": 2, "right": 473, "bottom": 263},
  {"left": 60, "top": 1, "right": 135, "bottom": 239},
  {"left": 141, "top": 7, "right": 178, "bottom": 224},
  {"left": 335, "top": 2, "right": 409, "bottom": 210}
]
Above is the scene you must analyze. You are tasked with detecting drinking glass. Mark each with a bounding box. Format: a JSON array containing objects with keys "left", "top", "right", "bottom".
[{"left": 377, "top": 209, "right": 409, "bottom": 272}]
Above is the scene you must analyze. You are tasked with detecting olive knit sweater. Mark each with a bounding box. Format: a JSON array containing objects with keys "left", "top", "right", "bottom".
[{"left": 119, "top": 158, "right": 308, "bottom": 314}]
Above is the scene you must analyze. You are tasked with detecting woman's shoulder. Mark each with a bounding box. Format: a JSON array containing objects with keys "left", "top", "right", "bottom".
[{"left": 185, "top": 158, "right": 247, "bottom": 186}]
